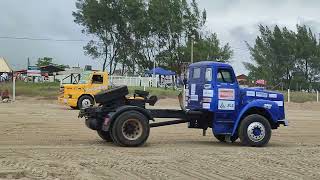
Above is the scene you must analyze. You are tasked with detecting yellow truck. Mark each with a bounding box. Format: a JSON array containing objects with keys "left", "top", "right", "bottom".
[{"left": 58, "top": 71, "right": 109, "bottom": 109}]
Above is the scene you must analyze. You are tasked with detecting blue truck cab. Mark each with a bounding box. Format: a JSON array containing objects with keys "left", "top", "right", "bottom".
[{"left": 186, "top": 61, "right": 288, "bottom": 146}]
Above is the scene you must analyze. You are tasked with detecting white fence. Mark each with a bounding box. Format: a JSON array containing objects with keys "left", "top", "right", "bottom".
[
  {"left": 109, "top": 75, "right": 179, "bottom": 88},
  {"left": 109, "top": 76, "right": 156, "bottom": 87}
]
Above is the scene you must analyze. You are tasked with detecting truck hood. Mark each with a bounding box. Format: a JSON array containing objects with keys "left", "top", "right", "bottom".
[
  {"left": 62, "top": 84, "right": 85, "bottom": 89},
  {"left": 240, "top": 87, "right": 284, "bottom": 102},
  {"left": 240, "top": 87, "right": 285, "bottom": 119},
  {"left": 61, "top": 84, "right": 86, "bottom": 96}
]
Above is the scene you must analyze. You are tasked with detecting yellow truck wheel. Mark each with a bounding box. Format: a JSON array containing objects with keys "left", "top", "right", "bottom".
[{"left": 78, "top": 95, "right": 94, "bottom": 109}]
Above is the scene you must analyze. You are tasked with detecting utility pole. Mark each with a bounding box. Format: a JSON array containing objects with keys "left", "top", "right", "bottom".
[
  {"left": 191, "top": 36, "right": 194, "bottom": 63},
  {"left": 153, "top": 56, "right": 156, "bottom": 87},
  {"left": 27, "top": 57, "right": 30, "bottom": 67}
]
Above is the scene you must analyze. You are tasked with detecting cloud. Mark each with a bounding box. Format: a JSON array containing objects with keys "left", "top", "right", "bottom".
[
  {"left": 197, "top": 0, "right": 320, "bottom": 74},
  {"left": 0, "top": 0, "right": 96, "bottom": 70},
  {"left": 1, "top": 0, "right": 320, "bottom": 74}
]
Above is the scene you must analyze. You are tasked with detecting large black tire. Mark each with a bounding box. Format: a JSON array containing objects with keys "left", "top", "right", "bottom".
[
  {"left": 111, "top": 111, "right": 150, "bottom": 147},
  {"left": 239, "top": 114, "right": 271, "bottom": 147},
  {"left": 97, "top": 130, "right": 113, "bottom": 142},
  {"left": 78, "top": 95, "right": 94, "bottom": 109}
]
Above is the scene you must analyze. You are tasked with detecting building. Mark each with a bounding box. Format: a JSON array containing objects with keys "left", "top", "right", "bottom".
[{"left": 237, "top": 74, "right": 248, "bottom": 86}]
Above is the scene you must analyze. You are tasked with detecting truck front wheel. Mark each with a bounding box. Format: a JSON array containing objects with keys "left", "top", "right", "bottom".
[
  {"left": 78, "top": 95, "right": 94, "bottom": 109},
  {"left": 97, "top": 130, "right": 113, "bottom": 142},
  {"left": 239, "top": 114, "right": 271, "bottom": 147},
  {"left": 111, "top": 111, "right": 150, "bottom": 147}
]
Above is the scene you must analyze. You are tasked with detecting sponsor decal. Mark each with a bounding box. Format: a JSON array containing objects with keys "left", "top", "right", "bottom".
[
  {"left": 218, "top": 88, "right": 235, "bottom": 100},
  {"left": 203, "top": 98, "right": 212, "bottom": 103},
  {"left": 203, "top": 89, "right": 214, "bottom": 97},
  {"left": 269, "top": 94, "right": 277, "bottom": 98},
  {"left": 204, "top": 84, "right": 212, "bottom": 89},
  {"left": 274, "top": 101, "right": 284, "bottom": 107},
  {"left": 246, "top": 91, "right": 255, "bottom": 97},
  {"left": 190, "top": 95, "right": 198, "bottom": 101},
  {"left": 256, "top": 92, "right": 268, "bottom": 98},
  {"left": 218, "top": 100, "right": 235, "bottom": 110},
  {"left": 264, "top": 104, "right": 272, "bottom": 109},
  {"left": 191, "top": 84, "right": 196, "bottom": 95},
  {"left": 202, "top": 103, "right": 210, "bottom": 109}
]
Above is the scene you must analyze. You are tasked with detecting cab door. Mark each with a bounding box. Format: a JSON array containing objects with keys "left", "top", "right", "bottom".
[
  {"left": 187, "top": 66, "right": 205, "bottom": 110},
  {"left": 202, "top": 67, "right": 214, "bottom": 111},
  {"left": 89, "top": 73, "right": 106, "bottom": 95},
  {"left": 213, "top": 67, "right": 240, "bottom": 134}
]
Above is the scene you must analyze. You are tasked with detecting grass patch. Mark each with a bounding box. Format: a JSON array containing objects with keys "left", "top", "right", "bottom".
[
  {"left": 0, "top": 81, "right": 60, "bottom": 99},
  {"left": 281, "top": 91, "right": 317, "bottom": 103},
  {"left": 0, "top": 82, "right": 180, "bottom": 99}
]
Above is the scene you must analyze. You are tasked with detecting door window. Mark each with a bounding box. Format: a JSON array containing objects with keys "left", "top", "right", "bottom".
[
  {"left": 92, "top": 75, "right": 103, "bottom": 84},
  {"left": 217, "top": 69, "right": 234, "bottom": 83},
  {"left": 205, "top": 68, "right": 212, "bottom": 82},
  {"left": 192, "top": 68, "right": 201, "bottom": 79}
]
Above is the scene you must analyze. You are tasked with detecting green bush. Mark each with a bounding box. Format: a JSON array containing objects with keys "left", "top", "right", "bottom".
[{"left": 281, "top": 91, "right": 317, "bottom": 103}]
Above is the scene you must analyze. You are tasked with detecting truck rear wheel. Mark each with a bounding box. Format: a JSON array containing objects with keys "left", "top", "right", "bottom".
[
  {"left": 78, "top": 95, "right": 94, "bottom": 109},
  {"left": 239, "top": 114, "right": 271, "bottom": 147},
  {"left": 97, "top": 130, "right": 113, "bottom": 142},
  {"left": 111, "top": 111, "right": 150, "bottom": 147}
]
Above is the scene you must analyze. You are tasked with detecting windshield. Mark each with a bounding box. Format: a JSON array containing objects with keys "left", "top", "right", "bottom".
[{"left": 78, "top": 71, "right": 92, "bottom": 84}]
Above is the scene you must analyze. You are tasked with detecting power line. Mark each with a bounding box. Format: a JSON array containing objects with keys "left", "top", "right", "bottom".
[{"left": 0, "top": 36, "right": 88, "bottom": 42}]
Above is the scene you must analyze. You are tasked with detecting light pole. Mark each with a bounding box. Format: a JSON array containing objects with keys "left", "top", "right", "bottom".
[
  {"left": 153, "top": 56, "right": 156, "bottom": 87},
  {"left": 190, "top": 35, "right": 195, "bottom": 64}
]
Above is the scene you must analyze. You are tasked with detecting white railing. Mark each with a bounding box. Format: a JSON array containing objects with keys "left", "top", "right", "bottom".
[{"left": 109, "top": 76, "right": 156, "bottom": 87}]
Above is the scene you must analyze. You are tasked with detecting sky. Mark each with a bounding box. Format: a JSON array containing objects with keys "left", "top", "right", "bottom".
[{"left": 0, "top": 0, "right": 320, "bottom": 75}]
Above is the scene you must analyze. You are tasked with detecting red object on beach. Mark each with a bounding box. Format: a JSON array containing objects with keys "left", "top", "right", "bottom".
[
  {"left": 256, "top": 79, "right": 267, "bottom": 86},
  {"left": 1, "top": 89, "right": 9, "bottom": 99}
]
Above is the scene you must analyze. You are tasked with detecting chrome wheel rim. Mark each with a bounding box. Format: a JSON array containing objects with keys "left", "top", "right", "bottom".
[
  {"left": 82, "top": 99, "right": 92, "bottom": 108},
  {"left": 122, "top": 119, "right": 143, "bottom": 140},
  {"left": 247, "top": 122, "right": 265, "bottom": 142}
]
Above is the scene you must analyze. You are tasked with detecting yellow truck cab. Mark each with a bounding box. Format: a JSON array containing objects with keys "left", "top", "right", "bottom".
[{"left": 58, "top": 71, "right": 109, "bottom": 109}]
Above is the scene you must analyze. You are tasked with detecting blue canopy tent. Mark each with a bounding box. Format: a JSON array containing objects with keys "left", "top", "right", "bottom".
[
  {"left": 145, "top": 67, "right": 176, "bottom": 88},
  {"left": 146, "top": 67, "right": 176, "bottom": 76}
]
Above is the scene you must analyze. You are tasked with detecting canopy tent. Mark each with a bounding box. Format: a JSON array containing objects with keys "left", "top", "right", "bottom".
[
  {"left": 0, "top": 57, "right": 12, "bottom": 73},
  {"left": 146, "top": 67, "right": 176, "bottom": 76}
]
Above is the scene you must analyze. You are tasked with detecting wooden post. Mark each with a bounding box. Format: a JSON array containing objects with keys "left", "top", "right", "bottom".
[
  {"left": 288, "top": 89, "right": 290, "bottom": 103},
  {"left": 317, "top": 91, "right": 319, "bottom": 102}
]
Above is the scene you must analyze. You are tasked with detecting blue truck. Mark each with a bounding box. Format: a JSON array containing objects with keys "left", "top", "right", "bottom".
[{"left": 79, "top": 61, "right": 288, "bottom": 147}]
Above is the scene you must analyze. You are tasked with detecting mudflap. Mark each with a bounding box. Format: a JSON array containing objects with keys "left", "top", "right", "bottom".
[{"left": 85, "top": 118, "right": 106, "bottom": 131}]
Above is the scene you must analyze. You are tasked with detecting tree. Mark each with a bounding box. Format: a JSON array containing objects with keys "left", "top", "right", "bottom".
[
  {"left": 245, "top": 24, "right": 320, "bottom": 90},
  {"left": 157, "top": 33, "right": 233, "bottom": 74},
  {"left": 36, "top": 57, "right": 69, "bottom": 70},
  {"left": 36, "top": 57, "right": 54, "bottom": 67},
  {"left": 73, "top": 0, "right": 232, "bottom": 75}
]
